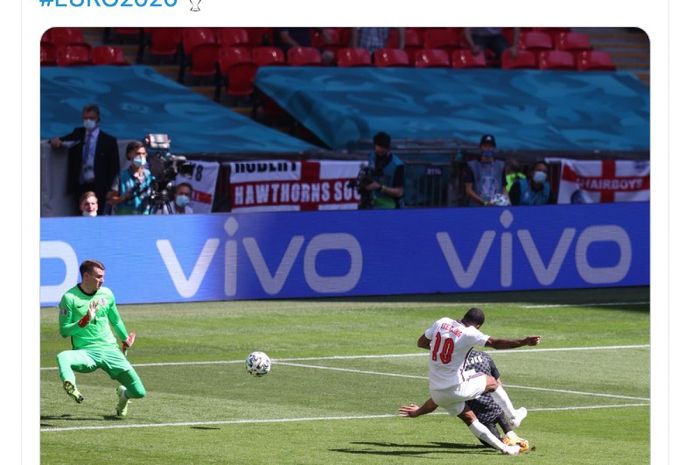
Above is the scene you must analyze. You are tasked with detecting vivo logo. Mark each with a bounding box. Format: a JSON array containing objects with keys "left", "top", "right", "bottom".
[
  {"left": 436, "top": 210, "right": 632, "bottom": 288},
  {"left": 156, "top": 217, "right": 362, "bottom": 297}
]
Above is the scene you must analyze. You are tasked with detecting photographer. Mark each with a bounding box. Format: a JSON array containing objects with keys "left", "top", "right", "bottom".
[
  {"left": 106, "top": 141, "right": 155, "bottom": 215},
  {"left": 359, "top": 131, "right": 405, "bottom": 209},
  {"left": 155, "top": 182, "right": 194, "bottom": 215}
]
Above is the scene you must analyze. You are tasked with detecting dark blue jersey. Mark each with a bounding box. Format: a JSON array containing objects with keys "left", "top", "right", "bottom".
[{"left": 464, "top": 349, "right": 503, "bottom": 424}]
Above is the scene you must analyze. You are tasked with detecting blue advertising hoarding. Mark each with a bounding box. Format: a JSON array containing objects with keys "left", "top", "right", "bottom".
[{"left": 40, "top": 203, "right": 649, "bottom": 306}]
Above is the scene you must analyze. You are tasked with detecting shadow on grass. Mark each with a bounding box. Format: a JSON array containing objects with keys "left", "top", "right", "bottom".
[
  {"left": 41, "top": 413, "right": 126, "bottom": 426},
  {"left": 292, "top": 286, "right": 650, "bottom": 308},
  {"left": 330, "top": 441, "right": 493, "bottom": 457}
]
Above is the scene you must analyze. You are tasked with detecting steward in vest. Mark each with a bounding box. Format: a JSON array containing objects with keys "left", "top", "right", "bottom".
[
  {"left": 360, "top": 131, "right": 405, "bottom": 209},
  {"left": 508, "top": 161, "right": 556, "bottom": 206}
]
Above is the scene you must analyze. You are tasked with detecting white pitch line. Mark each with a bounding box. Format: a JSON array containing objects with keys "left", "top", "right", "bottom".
[
  {"left": 522, "top": 301, "right": 649, "bottom": 308},
  {"left": 276, "top": 362, "right": 649, "bottom": 402},
  {"left": 40, "top": 403, "right": 649, "bottom": 433},
  {"left": 39, "top": 344, "right": 649, "bottom": 371}
]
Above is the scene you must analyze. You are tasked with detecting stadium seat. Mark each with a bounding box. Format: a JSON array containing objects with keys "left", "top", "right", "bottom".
[
  {"left": 336, "top": 47, "right": 372, "bottom": 67},
  {"left": 312, "top": 28, "right": 346, "bottom": 55},
  {"left": 413, "top": 49, "right": 451, "bottom": 68},
  {"left": 92, "top": 45, "right": 129, "bottom": 65},
  {"left": 55, "top": 45, "right": 93, "bottom": 66},
  {"left": 373, "top": 48, "right": 410, "bottom": 67},
  {"left": 147, "top": 27, "right": 183, "bottom": 61},
  {"left": 500, "top": 49, "right": 538, "bottom": 69},
  {"left": 519, "top": 30, "right": 553, "bottom": 52},
  {"left": 538, "top": 50, "right": 576, "bottom": 70},
  {"left": 217, "top": 46, "right": 256, "bottom": 100},
  {"left": 388, "top": 28, "right": 422, "bottom": 62},
  {"left": 423, "top": 28, "right": 462, "bottom": 53},
  {"left": 252, "top": 46, "right": 286, "bottom": 66},
  {"left": 180, "top": 28, "right": 219, "bottom": 81},
  {"left": 532, "top": 27, "right": 571, "bottom": 43},
  {"left": 576, "top": 50, "right": 616, "bottom": 71},
  {"left": 217, "top": 28, "right": 250, "bottom": 47},
  {"left": 45, "top": 27, "right": 88, "bottom": 47},
  {"left": 41, "top": 43, "right": 56, "bottom": 66},
  {"left": 245, "top": 28, "right": 274, "bottom": 46},
  {"left": 554, "top": 31, "right": 592, "bottom": 52},
  {"left": 451, "top": 49, "right": 487, "bottom": 68},
  {"left": 287, "top": 47, "right": 322, "bottom": 66}
]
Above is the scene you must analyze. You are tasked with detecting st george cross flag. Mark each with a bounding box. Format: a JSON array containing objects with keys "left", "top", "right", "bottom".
[
  {"left": 229, "top": 160, "right": 364, "bottom": 212},
  {"left": 555, "top": 159, "right": 650, "bottom": 204},
  {"left": 175, "top": 160, "right": 220, "bottom": 213}
]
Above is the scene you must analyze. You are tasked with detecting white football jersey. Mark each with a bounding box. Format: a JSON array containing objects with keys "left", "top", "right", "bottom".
[{"left": 425, "top": 317, "right": 490, "bottom": 390}]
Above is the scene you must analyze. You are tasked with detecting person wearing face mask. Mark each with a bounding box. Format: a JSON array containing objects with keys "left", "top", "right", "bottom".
[
  {"left": 106, "top": 141, "right": 155, "bottom": 215},
  {"left": 78, "top": 191, "right": 99, "bottom": 217},
  {"left": 49, "top": 104, "right": 120, "bottom": 215},
  {"left": 360, "top": 131, "right": 405, "bottom": 209},
  {"left": 156, "top": 182, "right": 195, "bottom": 215},
  {"left": 463, "top": 134, "right": 507, "bottom": 206},
  {"left": 509, "top": 161, "right": 556, "bottom": 206}
]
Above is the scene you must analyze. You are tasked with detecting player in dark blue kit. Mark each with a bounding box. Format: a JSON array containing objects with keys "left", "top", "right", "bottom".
[{"left": 464, "top": 349, "right": 530, "bottom": 452}]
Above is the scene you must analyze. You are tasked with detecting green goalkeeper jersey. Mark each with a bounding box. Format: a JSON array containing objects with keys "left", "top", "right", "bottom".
[{"left": 58, "top": 285, "right": 128, "bottom": 350}]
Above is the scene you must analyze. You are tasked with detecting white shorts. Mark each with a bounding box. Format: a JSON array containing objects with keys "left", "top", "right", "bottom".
[{"left": 430, "top": 372, "right": 488, "bottom": 416}]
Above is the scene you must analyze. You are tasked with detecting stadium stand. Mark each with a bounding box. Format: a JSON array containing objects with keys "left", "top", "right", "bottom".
[
  {"left": 92, "top": 46, "right": 129, "bottom": 66},
  {"left": 451, "top": 49, "right": 488, "bottom": 68},
  {"left": 336, "top": 48, "right": 372, "bottom": 67},
  {"left": 373, "top": 48, "right": 411, "bottom": 67},
  {"left": 413, "top": 49, "right": 451, "bottom": 68}
]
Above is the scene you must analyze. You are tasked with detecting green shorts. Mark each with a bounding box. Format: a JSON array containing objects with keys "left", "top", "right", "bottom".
[{"left": 70, "top": 346, "right": 134, "bottom": 379}]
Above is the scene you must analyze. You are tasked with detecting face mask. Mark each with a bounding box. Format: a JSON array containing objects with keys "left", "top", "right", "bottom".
[
  {"left": 82, "top": 210, "right": 97, "bottom": 217},
  {"left": 132, "top": 156, "right": 147, "bottom": 168},
  {"left": 533, "top": 171, "right": 547, "bottom": 184},
  {"left": 83, "top": 119, "right": 97, "bottom": 130},
  {"left": 481, "top": 150, "right": 495, "bottom": 159},
  {"left": 175, "top": 195, "right": 190, "bottom": 207}
]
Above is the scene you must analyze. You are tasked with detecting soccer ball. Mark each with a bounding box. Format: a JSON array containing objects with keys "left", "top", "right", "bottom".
[{"left": 245, "top": 351, "right": 271, "bottom": 377}]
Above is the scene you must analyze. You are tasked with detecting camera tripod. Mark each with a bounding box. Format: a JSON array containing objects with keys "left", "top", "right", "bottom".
[{"left": 141, "top": 188, "right": 175, "bottom": 215}]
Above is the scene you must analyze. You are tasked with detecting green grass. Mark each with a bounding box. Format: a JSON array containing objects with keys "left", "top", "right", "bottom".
[{"left": 40, "top": 287, "right": 650, "bottom": 464}]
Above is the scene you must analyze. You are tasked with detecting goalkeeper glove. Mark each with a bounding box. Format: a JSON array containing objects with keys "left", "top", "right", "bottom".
[
  {"left": 77, "top": 303, "right": 97, "bottom": 328},
  {"left": 122, "top": 332, "right": 136, "bottom": 355}
]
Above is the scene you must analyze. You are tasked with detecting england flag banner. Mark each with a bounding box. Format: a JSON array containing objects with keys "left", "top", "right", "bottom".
[
  {"left": 555, "top": 159, "right": 650, "bottom": 204},
  {"left": 229, "top": 160, "right": 364, "bottom": 212},
  {"left": 176, "top": 160, "right": 219, "bottom": 213}
]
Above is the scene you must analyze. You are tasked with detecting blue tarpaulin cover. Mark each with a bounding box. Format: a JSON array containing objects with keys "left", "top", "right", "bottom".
[
  {"left": 41, "top": 65, "right": 319, "bottom": 154},
  {"left": 255, "top": 67, "right": 649, "bottom": 152}
]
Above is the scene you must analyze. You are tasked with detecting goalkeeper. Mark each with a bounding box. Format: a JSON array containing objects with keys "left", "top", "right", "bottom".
[
  {"left": 56, "top": 259, "right": 145, "bottom": 417},
  {"left": 464, "top": 348, "right": 530, "bottom": 452}
]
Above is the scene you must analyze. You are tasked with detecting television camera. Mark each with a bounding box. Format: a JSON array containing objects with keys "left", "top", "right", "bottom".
[{"left": 132, "top": 133, "right": 195, "bottom": 214}]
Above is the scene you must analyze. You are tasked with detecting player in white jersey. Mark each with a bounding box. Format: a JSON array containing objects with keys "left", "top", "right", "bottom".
[{"left": 400, "top": 307, "right": 541, "bottom": 455}]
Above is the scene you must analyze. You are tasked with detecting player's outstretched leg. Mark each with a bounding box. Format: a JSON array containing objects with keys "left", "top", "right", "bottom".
[
  {"left": 488, "top": 383, "right": 527, "bottom": 427},
  {"left": 114, "top": 369, "right": 147, "bottom": 417},
  {"left": 458, "top": 409, "right": 519, "bottom": 455},
  {"left": 56, "top": 350, "right": 96, "bottom": 404}
]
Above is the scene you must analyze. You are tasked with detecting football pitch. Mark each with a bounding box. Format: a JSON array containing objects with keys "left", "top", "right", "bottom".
[{"left": 40, "top": 287, "right": 650, "bottom": 465}]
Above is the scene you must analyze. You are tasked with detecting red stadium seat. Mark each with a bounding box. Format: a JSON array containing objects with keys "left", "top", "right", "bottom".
[
  {"left": 287, "top": 47, "right": 322, "bottom": 66},
  {"left": 554, "top": 31, "right": 592, "bottom": 52},
  {"left": 373, "top": 48, "right": 410, "bottom": 67},
  {"left": 41, "top": 43, "right": 56, "bottom": 66},
  {"left": 538, "top": 50, "right": 576, "bottom": 70},
  {"left": 423, "top": 28, "right": 462, "bottom": 53},
  {"left": 336, "top": 47, "right": 372, "bottom": 67},
  {"left": 217, "top": 46, "right": 256, "bottom": 100},
  {"left": 413, "top": 49, "right": 451, "bottom": 68},
  {"left": 532, "top": 27, "right": 571, "bottom": 43},
  {"left": 451, "top": 49, "right": 487, "bottom": 68},
  {"left": 180, "top": 28, "right": 219, "bottom": 80},
  {"left": 500, "top": 49, "right": 538, "bottom": 69},
  {"left": 217, "top": 28, "right": 250, "bottom": 47},
  {"left": 252, "top": 46, "right": 286, "bottom": 66},
  {"left": 92, "top": 45, "right": 129, "bottom": 65},
  {"left": 519, "top": 30, "right": 553, "bottom": 52},
  {"left": 46, "top": 27, "right": 87, "bottom": 47},
  {"left": 576, "top": 50, "right": 616, "bottom": 71},
  {"left": 312, "top": 28, "right": 347, "bottom": 55},
  {"left": 245, "top": 28, "right": 274, "bottom": 46},
  {"left": 147, "top": 27, "right": 182, "bottom": 60},
  {"left": 55, "top": 45, "right": 92, "bottom": 66}
]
